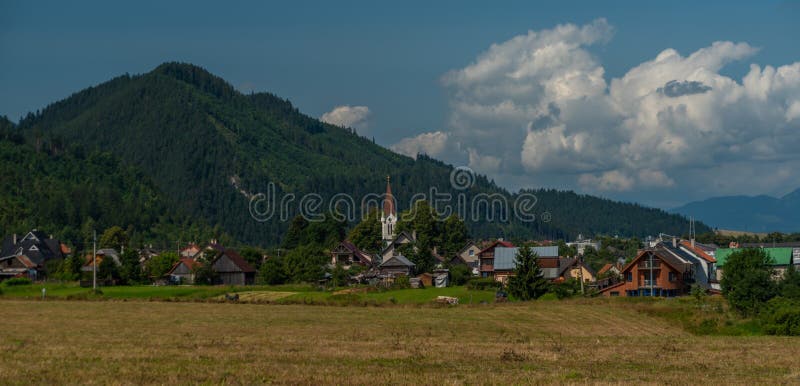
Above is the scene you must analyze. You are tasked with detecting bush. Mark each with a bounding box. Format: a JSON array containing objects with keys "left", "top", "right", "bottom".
[
  {"left": 448, "top": 264, "right": 473, "bottom": 286},
  {"left": 761, "top": 297, "right": 800, "bottom": 336},
  {"left": 392, "top": 275, "right": 411, "bottom": 289},
  {"left": 2, "top": 277, "right": 33, "bottom": 286},
  {"left": 467, "top": 277, "right": 502, "bottom": 291}
]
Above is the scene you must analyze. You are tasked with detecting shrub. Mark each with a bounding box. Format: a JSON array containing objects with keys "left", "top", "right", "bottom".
[
  {"left": 761, "top": 297, "right": 800, "bottom": 336},
  {"left": 448, "top": 264, "right": 473, "bottom": 286},
  {"left": 2, "top": 277, "right": 32, "bottom": 286},
  {"left": 392, "top": 275, "right": 411, "bottom": 289},
  {"left": 467, "top": 278, "right": 502, "bottom": 291}
]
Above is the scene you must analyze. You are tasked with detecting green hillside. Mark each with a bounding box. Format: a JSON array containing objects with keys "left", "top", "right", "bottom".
[
  {"left": 0, "top": 116, "right": 215, "bottom": 251},
  {"left": 12, "top": 63, "right": 707, "bottom": 246}
]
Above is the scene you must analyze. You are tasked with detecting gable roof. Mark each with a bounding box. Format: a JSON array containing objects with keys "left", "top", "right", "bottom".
[
  {"left": 623, "top": 245, "right": 692, "bottom": 274},
  {"left": 478, "top": 240, "right": 515, "bottom": 256},
  {"left": 167, "top": 258, "right": 201, "bottom": 275},
  {"left": 216, "top": 249, "right": 256, "bottom": 273},
  {"left": 679, "top": 241, "right": 716, "bottom": 263},
  {"left": 380, "top": 254, "right": 415, "bottom": 267},
  {"left": 336, "top": 241, "right": 373, "bottom": 263},
  {"left": 598, "top": 263, "right": 614, "bottom": 275},
  {"left": 715, "top": 247, "right": 793, "bottom": 267},
  {"left": 493, "top": 246, "right": 560, "bottom": 271}
]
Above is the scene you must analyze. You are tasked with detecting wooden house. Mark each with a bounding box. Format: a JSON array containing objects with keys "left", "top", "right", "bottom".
[
  {"left": 599, "top": 243, "right": 695, "bottom": 297},
  {"left": 212, "top": 250, "right": 255, "bottom": 285},
  {"left": 478, "top": 240, "right": 515, "bottom": 278},
  {"left": 0, "top": 230, "right": 67, "bottom": 281},
  {"left": 331, "top": 241, "right": 374, "bottom": 268},
  {"left": 379, "top": 231, "right": 415, "bottom": 263},
  {"left": 167, "top": 258, "right": 201, "bottom": 284},
  {"left": 481, "top": 244, "right": 560, "bottom": 283},
  {"left": 378, "top": 254, "right": 415, "bottom": 277}
]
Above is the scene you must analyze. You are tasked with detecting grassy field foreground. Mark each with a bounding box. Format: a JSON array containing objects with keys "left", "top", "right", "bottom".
[{"left": 1, "top": 300, "right": 799, "bottom": 384}]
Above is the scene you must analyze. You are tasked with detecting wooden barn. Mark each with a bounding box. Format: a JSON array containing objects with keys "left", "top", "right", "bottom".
[
  {"left": 167, "top": 258, "right": 201, "bottom": 284},
  {"left": 212, "top": 250, "right": 255, "bottom": 285}
]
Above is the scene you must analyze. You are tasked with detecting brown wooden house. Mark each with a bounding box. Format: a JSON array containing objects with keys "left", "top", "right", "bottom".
[
  {"left": 211, "top": 250, "right": 256, "bottom": 285},
  {"left": 331, "top": 241, "right": 374, "bottom": 268},
  {"left": 599, "top": 244, "right": 695, "bottom": 297}
]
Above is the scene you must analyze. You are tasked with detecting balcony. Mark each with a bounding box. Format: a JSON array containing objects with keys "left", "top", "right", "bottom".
[
  {"left": 638, "top": 261, "right": 661, "bottom": 270},
  {"left": 641, "top": 279, "right": 658, "bottom": 287}
]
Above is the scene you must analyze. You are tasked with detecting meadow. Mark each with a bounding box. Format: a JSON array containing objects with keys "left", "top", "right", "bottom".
[{"left": 1, "top": 295, "right": 799, "bottom": 384}]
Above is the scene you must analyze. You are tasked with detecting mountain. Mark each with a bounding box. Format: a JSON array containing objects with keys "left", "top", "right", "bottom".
[
  {"left": 0, "top": 116, "right": 216, "bottom": 251},
  {"left": 11, "top": 62, "right": 705, "bottom": 246},
  {"left": 672, "top": 189, "right": 800, "bottom": 233}
]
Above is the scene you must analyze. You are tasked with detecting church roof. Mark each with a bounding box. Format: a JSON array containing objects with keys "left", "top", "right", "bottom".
[{"left": 383, "top": 177, "right": 396, "bottom": 216}]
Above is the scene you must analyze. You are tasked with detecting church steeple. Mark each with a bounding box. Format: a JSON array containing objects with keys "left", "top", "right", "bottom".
[{"left": 381, "top": 176, "right": 397, "bottom": 243}]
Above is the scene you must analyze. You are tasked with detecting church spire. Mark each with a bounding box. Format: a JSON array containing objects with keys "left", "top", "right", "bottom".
[
  {"left": 383, "top": 175, "right": 395, "bottom": 217},
  {"left": 381, "top": 176, "right": 397, "bottom": 243}
]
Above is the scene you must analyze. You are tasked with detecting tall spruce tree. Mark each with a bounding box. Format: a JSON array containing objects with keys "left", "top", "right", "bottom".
[{"left": 507, "top": 245, "right": 549, "bottom": 301}]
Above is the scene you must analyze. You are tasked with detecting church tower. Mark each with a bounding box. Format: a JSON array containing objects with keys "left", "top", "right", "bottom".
[{"left": 381, "top": 176, "right": 397, "bottom": 244}]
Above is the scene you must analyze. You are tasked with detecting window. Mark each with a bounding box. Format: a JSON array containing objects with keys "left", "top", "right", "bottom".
[
  {"left": 669, "top": 272, "right": 676, "bottom": 282},
  {"left": 610, "top": 291, "right": 619, "bottom": 297},
  {"left": 626, "top": 272, "right": 632, "bottom": 282},
  {"left": 469, "top": 249, "right": 474, "bottom": 256}
]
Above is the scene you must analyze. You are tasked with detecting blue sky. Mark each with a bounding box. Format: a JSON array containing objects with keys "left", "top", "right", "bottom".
[{"left": 2, "top": 1, "right": 799, "bottom": 207}]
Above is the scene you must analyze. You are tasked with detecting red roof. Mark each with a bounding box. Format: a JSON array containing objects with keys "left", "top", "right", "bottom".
[
  {"left": 383, "top": 178, "right": 396, "bottom": 216},
  {"left": 680, "top": 241, "right": 717, "bottom": 263},
  {"left": 598, "top": 263, "right": 613, "bottom": 275},
  {"left": 478, "top": 240, "right": 515, "bottom": 256}
]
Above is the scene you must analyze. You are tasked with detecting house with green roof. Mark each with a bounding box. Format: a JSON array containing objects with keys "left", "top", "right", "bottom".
[{"left": 715, "top": 247, "right": 796, "bottom": 282}]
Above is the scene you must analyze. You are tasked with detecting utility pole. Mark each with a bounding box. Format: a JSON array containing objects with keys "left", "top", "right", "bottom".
[
  {"left": 649, "top": 251, "right": 654, "bottom": 297},
  {"left": 92, "top": 229, "right": 97, "bottom": 291}
]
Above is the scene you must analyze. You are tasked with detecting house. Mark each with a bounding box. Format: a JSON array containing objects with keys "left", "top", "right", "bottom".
[
  {"left": 0, "top": 230, "right": 67, "bottom": 281},
  {"left": 715, "top": 247, "right": 796, "bottom": 282},
  {"left": 678, "top": 240, "right": 718, "bottom": 290},
  {"left": 597, "top": 263, "right": 621, "bottom": 277},
  {"left": 378, "top": 254, "right": 415, "bottom": 277},
  {"left": 81, "top": 249, "right": 121, "bottom": 272},
  {"left": 167, "top": 258, "right": 201, "bottom": 284},
  {"left": 483, "top": 245, "right": 560, "bottom": 283},
  {"left": 331, "top": 241, "right": 374, "bottom": 268},
  {"left": 566, "top": 234, "right": 601, "bottom": 255},
  {"left": 451, "top": 241, "right": 482, "bottom": 273},
  {"left": 599, "top": 243, "right": 695, "bottom": 297},
  {"left": 180, "top": 243, "right": 202, "bottom": 259},
  {"left": 138, "top": 245, "right": 160, "bottom": 265},
  {"left": 211, "top": 250, "right": 255, "bottom": 285},
  {"left": 554, "top": 258, "right": 596, "bottom": 283},
  {"left": 478, "top": 240, "right": 515, "bottom": 278},
  {"left": 379, "top": 231, "right": 416, "bottom": 263}
]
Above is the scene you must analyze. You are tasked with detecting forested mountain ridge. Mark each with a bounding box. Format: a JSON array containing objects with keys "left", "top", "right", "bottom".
[
  {"left": 13, "top": 62, "right": 706, "bottom": 246},
  {"left": 0, "top": 116, "right": 217, "bottom": 251}
]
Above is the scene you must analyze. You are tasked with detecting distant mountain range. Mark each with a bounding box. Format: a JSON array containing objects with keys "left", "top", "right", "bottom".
[
  {"left": 672, "top": 189, "right": 800, "bottom": 233},
  {"left": 3, "top": 62, "right": 706, "bottom": 246}
]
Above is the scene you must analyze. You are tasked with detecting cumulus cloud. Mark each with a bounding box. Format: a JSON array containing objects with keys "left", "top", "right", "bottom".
[
  {"left": 390, "top": 131, "right": 450, "bottom": 158},
  {"left": 320, "top": 105, "right": 370, "bottom": 134},
  {"left": 390, "top": 19, "right": 800, "bottom": 204}
]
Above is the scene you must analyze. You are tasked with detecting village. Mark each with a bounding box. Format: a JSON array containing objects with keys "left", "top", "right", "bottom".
[{"left": 3, "top": 179, "right": 799, "bottom": 301}]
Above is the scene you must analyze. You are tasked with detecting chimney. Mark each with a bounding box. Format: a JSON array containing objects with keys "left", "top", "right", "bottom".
[
  {"left": 672, "top": 237, "right": 677, "bottom": 248},
  {"left": 13, "top": 233, "right": 17, "bottom": 245},
  {"left": 691, "top": 239, "right": 695, "bottom": 248}
]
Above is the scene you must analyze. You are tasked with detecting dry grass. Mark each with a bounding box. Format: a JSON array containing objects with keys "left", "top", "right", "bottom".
[{"left": 0, "top": 299, "right": 798, "bottom": 384}]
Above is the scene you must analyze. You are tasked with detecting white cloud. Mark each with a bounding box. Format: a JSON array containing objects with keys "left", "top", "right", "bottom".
[
  {"left": 320, "top": 105, "right": 370, "bottom": 134},
  {"left": 397, "top": 19, "right": 800, "bottom": 203},
  {"left": 390, "top": 131, "right": 450, "bottom": 158}
]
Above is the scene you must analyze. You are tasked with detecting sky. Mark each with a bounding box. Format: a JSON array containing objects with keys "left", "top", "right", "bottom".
[{"left": 2, "top": 0, "right": 799, "bottom": 208}]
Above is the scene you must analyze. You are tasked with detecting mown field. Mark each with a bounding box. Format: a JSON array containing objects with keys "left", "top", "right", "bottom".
[
  {"left": 0, "top": 283, "right": 498, "bottom": 305},
  {"left": 1, "top": 298, "right": 799, "bottom": 384}
]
